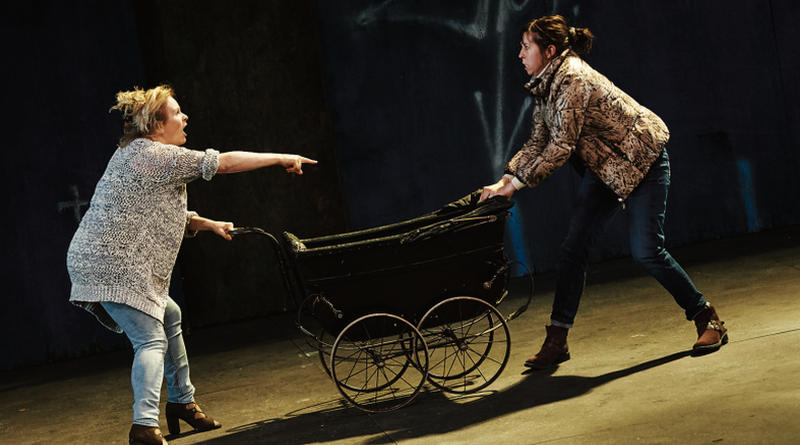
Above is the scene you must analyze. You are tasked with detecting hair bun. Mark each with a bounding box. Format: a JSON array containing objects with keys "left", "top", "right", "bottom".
[{"left": 524, "top": 15, "right": 594, "bottom": 56}]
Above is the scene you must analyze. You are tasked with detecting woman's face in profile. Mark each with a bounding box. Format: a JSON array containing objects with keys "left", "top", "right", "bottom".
[
  {"left": 153, "top": 96, "right": 188, "bottom": 146},
  {"left": 519, "top": 32, "right": 548, "bottom": 76}
]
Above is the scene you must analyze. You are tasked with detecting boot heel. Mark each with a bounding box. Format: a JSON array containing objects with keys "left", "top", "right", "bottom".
[
  {"left": 165, "top": 401, "right": 221, "bottom": 433},
  {"left": 167, "top": 416, "right": 180, "bottom": 435},
  {"left": 129, "top": 424, "right": 168, "bottom": 445}
]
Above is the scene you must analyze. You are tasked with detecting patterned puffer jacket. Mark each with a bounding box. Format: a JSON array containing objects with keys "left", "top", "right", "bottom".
[{"left": 505, "top": 49, "right": 669, "bottom": 199}]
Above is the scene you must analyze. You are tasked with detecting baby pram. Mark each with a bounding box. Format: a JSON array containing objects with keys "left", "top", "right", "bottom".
[{"left": 230, "top": 191, "right": 532, "bottom": 412}]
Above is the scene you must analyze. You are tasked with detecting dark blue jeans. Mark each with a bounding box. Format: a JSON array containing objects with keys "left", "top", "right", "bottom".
[{"left": 551, "top": 149, "right": 707, "bottom": 327}]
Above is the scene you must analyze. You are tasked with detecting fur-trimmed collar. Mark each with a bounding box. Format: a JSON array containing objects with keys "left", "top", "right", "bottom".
[{"left": 523, "top": 49, "right": 575, "bottom": 97}]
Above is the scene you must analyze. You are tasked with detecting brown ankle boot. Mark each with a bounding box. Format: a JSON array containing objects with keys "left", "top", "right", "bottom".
[
  {"left": 165, "top": 402, "right": 221, "bottom": 435},
  {"left": 692, "top": 304, "right": 728, "bottom": 351},
  {"left": 129, "top": 424, "right": 168, "bottom": 445},
  {"left": 524, "top": 325, "right": 570, "bottom": 369}
]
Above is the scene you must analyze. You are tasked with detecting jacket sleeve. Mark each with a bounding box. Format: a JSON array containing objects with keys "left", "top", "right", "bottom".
[
  {"left": 505, "top": 102, "right": 548, "bottom": 177},
  {"left": 505, "top": 71, "right": 590, "bottom": 187}
]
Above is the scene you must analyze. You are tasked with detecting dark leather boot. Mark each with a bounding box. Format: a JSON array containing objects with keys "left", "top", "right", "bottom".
[
  {"left": 524, "top": 325, "right": 570, "bottom": 369},
  {"left": 692, "top": 304, "right": 728, "bottom": 351},
  {"left": 129, "top": 424, "right": 168, "bottom": 445},
  {"left": 165, "top": 402, "right": 221, "bottom": 435}
]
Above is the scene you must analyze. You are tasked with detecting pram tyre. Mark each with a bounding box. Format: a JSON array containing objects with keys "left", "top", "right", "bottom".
[
  {"left": 417, "top": 296, "right": 510, "bottom": 394},
  {"left": 330, "top": 313, "right": 429, "bottom": 412}
]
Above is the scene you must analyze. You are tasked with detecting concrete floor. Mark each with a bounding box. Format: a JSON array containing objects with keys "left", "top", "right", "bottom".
[{"left": 2, "top": 227, "right": 800, "bottom": 444}]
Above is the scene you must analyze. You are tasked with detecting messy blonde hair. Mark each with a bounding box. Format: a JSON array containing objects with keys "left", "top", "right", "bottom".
[{"left": 109, "top": 85, "right": 175, "bottom": 147}]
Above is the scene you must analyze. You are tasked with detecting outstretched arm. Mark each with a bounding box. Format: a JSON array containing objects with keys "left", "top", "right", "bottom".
[{"left": 217, "top": 152, "right": 317, "bottom": 175}]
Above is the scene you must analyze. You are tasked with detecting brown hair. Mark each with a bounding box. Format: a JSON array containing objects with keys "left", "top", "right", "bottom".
[
  {"left": 108, "top": 85, "right": 175, "bottom": 147},
  {"left": 522, "top": 15, "right": 594, "bottom": 56}
]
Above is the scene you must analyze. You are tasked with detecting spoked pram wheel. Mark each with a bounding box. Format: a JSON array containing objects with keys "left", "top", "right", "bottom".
[
  {"left": 316, "top": 328, "right": 335, "bottom": 377},
  {"left": 330, "top": 313, "right": 429, "bottom": 412},
  {"left": 417, "top": 296, "right": 510, "bottom": 394}
]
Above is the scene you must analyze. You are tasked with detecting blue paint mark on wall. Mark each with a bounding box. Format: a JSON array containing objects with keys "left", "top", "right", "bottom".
[
  {"left": 735, "top": 158, "right": 760, "bottom": 232},
  {"left": 506, "top": 206, "right": 533, "bottom": 276}
]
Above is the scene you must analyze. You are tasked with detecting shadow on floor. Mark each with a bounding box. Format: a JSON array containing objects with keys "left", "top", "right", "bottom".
[{"left": 191, "top": 350, "right": 693, "bottom": 444}]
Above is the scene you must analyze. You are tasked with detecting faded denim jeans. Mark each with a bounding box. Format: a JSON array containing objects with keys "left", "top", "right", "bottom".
[
  {"left": 551, "top": 149, "right": 708, "bottom": 328},
  {"left": 101, "top": 297, "right": 195, "bottom": 427}
]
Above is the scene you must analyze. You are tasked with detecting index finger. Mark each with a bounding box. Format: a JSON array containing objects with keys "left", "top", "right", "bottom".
[{"left": 300, "top": 156, "right": 318, "bottom": 164}]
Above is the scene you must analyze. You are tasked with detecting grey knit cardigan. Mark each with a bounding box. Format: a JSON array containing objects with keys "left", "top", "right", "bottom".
[{"left": 67, "top": 138, "right": 219, "bottom": 332}]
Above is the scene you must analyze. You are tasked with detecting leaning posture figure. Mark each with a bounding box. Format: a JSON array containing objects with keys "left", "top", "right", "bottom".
[
  {"left": 480, "top": 15, "right": 727, "bottom": 369},
  {"left": 67, "top": 85, "right": 316, "bottom": 445}
]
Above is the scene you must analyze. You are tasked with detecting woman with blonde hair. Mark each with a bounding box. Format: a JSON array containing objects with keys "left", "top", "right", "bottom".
[
  {"left": 481, "top": 15, "right": 727, "bottom": 369},
  {"left": 67, "top": 85, "right": 316, "bottom": 445}
]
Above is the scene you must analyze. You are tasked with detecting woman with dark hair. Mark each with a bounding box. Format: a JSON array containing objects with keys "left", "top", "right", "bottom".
[
  {"left": 67, "top": 85, "right": 316, "bottom": 444},
  {"left": 481, "top": 15, "right": 727, "bottom": 369}
]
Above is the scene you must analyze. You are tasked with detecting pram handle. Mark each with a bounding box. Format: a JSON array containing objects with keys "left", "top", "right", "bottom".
[
  {"left": 501, "top": 260, "right": 534, "bottom": 322},
  {"left": 227, "top": 226, "right": 299, "bottom": 312},
  {"left": 229, "top": 227, "right": 269, "bottom": 237}
]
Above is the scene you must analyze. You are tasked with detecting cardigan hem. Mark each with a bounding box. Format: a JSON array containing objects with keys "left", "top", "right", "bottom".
[{"left": 70, "top": 283, "right": 167, "bottom": 332}]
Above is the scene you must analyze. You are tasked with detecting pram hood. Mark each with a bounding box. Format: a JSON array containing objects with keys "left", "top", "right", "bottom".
[{"left": 283, "top": 190, "right": 513, "bottom": 256}]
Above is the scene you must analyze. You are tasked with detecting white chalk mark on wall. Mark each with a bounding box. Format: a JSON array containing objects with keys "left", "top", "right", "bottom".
[
  {"left": 58, "top": 185, "right": 89, "bottom": 223},
  {"left": 354, "top": 1, "right": 583, "bottom": 273},
  {"left": 356, "top": 0, "right": 490, "bottom": 40},
  {"left": 354, "top": 0, "right": 564, "bottom": 175}
]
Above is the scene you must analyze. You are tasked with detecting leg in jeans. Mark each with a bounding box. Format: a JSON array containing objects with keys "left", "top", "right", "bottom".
[
  {"left": 626, "top": 149, "right": 708, "bottom": 320},
  {"left": 551, "top": 171, "right": 621, "bottom": 327},
  {"left": 100, "top": 301, "right": 167, "bottom": 428},
  {"left": 163, "top": 297, "right": 195, "bottom": 404}
]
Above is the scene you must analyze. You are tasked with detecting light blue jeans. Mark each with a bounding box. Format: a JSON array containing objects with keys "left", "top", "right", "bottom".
[{"left": 102, "top": 297, "right": 195, "bottom": 427}]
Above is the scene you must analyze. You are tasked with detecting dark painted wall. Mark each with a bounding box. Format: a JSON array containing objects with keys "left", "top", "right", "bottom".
[
  {"left": 131, "top": 0, "right": 347, "bottom": 327},
  {"left": 1, "top": 2, "right": 144, "bottom": 370},
  {"left": 3, "top": 1, "right": 799, "bottom": 371},
  {"left": 315, "top": 0, "right": 800, "bottom": 274},
  {"left": 1, "top": 0, "right": 345, "bottom": 371}
]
